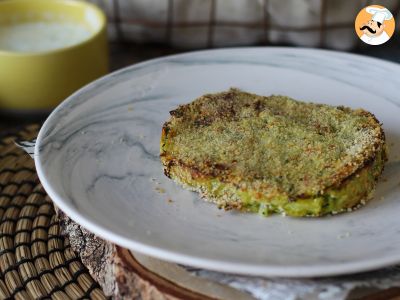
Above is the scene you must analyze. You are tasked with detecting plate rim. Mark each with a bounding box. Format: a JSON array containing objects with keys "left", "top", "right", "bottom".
[{"left": 35, "top": 47, "right": 400, "bottom": 277}]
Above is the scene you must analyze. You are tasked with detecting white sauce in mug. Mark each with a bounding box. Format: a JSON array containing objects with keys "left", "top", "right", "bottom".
[{"left": 0, "top": 21, "right": 92, "bottom": 53}]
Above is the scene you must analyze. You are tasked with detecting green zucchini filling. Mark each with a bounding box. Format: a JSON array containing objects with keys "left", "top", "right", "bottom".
[
  {"left": 160, "top": 89, "right": 387, "bottom": 217},
  {"left": 166, "top": 147, "right": 384, "bottom": 217}
]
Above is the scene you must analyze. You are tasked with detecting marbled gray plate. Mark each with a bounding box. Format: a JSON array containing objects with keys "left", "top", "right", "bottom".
[{"left": 35, "top": 48, "right": 400, "bottom": 277}]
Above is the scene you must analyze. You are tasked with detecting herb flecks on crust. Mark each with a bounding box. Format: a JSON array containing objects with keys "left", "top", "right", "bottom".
[{"left": 160, "top": 89, "right": 387, "bottom": 217}]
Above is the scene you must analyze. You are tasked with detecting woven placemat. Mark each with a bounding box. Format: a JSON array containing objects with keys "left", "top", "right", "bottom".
[
  {"left": 4, "top": 125, "right": 400, "bottom": 300},
  {"left": 0, "top": 124, "right": 106, "bottom": 300}
]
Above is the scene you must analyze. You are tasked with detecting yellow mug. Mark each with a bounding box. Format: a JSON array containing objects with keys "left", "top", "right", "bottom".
[{"left": 0, "top": 0, "right": 108, "bottom": 111}]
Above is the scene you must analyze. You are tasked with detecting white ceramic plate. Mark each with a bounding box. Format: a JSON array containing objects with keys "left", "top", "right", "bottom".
[{"left": 35, "top": 48, "right": 400, "bottom": 277}]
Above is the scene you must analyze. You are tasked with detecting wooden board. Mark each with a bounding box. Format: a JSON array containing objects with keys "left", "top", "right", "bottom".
[{"left": 2, "top": 124, "right": 400, "bottom": 300}]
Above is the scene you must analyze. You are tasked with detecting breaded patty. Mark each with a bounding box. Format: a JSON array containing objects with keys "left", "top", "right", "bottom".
[{"left": 160, "top": 89, "right": 387, "bottom": 217}]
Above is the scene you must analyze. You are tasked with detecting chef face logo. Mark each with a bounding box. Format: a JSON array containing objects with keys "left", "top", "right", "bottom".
[{"left": 355, "top": 5, "right": 395, "bottom": 45}]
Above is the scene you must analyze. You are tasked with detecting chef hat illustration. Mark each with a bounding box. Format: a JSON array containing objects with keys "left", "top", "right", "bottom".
[{"left": 366, "top": 6, "right": 393, "bottom": 24}]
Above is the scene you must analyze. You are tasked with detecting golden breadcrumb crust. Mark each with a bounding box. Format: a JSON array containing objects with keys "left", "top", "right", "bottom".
[{"left": 160, "top": 89, "right": 386, "bottom": 217}]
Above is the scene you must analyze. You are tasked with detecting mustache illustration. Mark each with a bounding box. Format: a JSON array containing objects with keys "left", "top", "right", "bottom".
[{"left": 360, "top": 25, "right": 376, "bottom": 34}]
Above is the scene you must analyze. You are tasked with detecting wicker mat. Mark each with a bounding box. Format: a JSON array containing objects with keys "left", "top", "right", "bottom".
[
  {"left": 0, "top": 124, "right": 106, "bottom": 300},
  {"left": 4, "top": 125, "right": 400, "bottom": 300}
]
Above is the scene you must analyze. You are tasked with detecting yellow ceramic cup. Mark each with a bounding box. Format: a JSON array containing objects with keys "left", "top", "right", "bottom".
[{"left": 0, "top": 0, "right": 108, "bottom": 111}]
